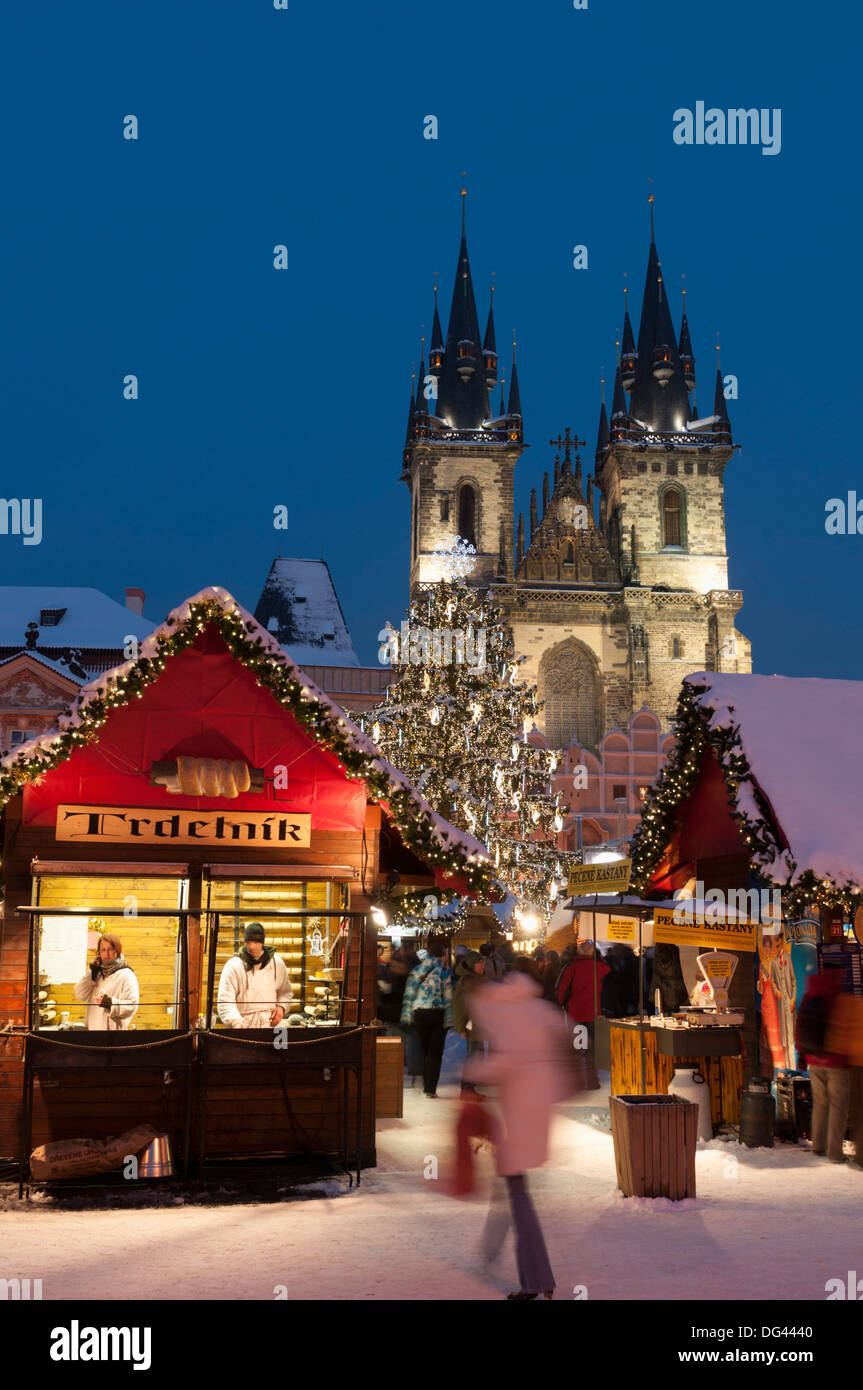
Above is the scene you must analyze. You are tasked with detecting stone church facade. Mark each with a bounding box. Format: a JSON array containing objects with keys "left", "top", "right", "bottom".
[{"left": 402, "top": 194, "right": 751, "bottom": 751}]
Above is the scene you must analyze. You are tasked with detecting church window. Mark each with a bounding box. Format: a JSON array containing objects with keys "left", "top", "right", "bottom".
[
  {"left": 662, "top": 487, "right": 685, "bottom": 548},
  {"left": 440, "top": 495, "right": 450, "bottom": 523},
  {"left": 684, "top": 461, "right": 694, "bottom": 475},
  {"left": 412, "top": 488, "right": 419, "bottom": 560},
  {"left": 637, "top": 462, "right": 647, "bottom": 474},
  {"left": 698, "top": 461, "right": 708, "bottom": 476},
  {"left": 457, "top": 484, "right": 477, "bottom": 549},
  {"left": 562, "top": 541, "right": 575, "bottom": 568},
  {"left": 612, "top": 784, "right": 627, "bottom": 802},
  {"left": 671, "top": 636, "right": 684, "bottom": 659}
]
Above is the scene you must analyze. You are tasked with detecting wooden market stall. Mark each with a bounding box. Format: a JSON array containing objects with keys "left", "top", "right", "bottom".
[
  {"left": 0, "top": 588, "right": 491, "bottom": 1187},
  {"left": 626, "top": 671, "right": 863, "bottom": 1119}
]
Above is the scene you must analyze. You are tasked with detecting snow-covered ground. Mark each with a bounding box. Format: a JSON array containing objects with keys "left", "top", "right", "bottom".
[{"left": 1, "top": 1051, "right": 861, "bottom": 1301}]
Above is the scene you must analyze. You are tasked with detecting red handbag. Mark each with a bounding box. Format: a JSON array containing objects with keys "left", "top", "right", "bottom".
[{"left": 453, "top": 1097, "right": 498, "bottom": 1197}]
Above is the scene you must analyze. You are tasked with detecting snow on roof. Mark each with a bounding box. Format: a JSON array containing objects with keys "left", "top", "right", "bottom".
[
  {"left": 0, "top": 586, "right": 490, "bottom": 872},
  {"left": 0, "top": 588, "right": 151, "bottom": 648},
  {"left": 685, "top": 671, "right": 863, "bottom": 891},
  {"left": 0, "top": 650, "right": 86, "bottom": 684},
  {"left": 253, "top": 559, "right": 360, "bottom": 669}
]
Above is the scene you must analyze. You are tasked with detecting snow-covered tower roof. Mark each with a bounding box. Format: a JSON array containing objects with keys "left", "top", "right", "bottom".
[{"left": 253, "top": 559, "right": 360, "bottom": 669}]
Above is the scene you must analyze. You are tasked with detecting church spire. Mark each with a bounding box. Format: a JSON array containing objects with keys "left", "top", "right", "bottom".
[
  {"left": 713, "top": 363, "right": 728, "bottom": 418},
  {"left": 414, "top": 337, "right": 428, "bottom": 416},
  {"left": 610, "top": 362, "right": 628, "bottom": 422},
  {"left": 431, "top": 183, "right": 491, "bottom": 429},
  {"left": 507, "top": 338, "right": 522, "bottom": 418},
  {"left": 678, "top": 284, "right": 696, "bottom": 394},
  {"left": 596, "top": 375, "right": 609, "bottom": 460},
  {"left": 627, "top": 193, "right": 692, "bottom": 431},
  {"left": 483, "top": 283, "right": 498, "bottom": 389},
  {"left": 428, "top": 282, "right": 444, "bottom": 382},
  {"left": 620, "top": 285, "right": 637, "bottom": 393}
]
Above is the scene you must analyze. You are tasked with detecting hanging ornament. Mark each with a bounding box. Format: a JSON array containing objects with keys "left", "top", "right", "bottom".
[
  {"left": 553, "top": 812, "right": 564, "bottom": 833},
  {"left": 511, "top": 741, "right": 520, "bottom": 762},
  {"left": 429, "top": 705, "right": 441, "bottom": 725},
  {"left": 372, "top": 721, "right": 382, "bottom": 742}
]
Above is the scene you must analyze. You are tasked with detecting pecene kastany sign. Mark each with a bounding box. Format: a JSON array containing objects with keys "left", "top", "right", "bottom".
[
  {"left": 652, "top": 908, "right": 758, "bottom": 951},
  {"left": 56, "top": 804, "right": 312, "bottom": 849},
  {"left": 567, "top": 859, "right": 632, "bottom": 896}
]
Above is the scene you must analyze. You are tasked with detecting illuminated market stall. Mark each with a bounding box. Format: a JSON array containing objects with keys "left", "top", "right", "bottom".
[
  {"left": 623, "top": 672, "right": 863, "bottom": 1129},
  {"left": 0, "top": 588, "right": 491, "bottom": 1187}
]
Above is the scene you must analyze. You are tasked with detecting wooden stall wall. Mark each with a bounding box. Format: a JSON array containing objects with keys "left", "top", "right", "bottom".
[{"left": 0, "top": 796, "right": 381, "bottom": 1167}]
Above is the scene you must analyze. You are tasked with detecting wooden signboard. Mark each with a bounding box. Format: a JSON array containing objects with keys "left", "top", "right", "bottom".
[
  {"left": 567, "top": 859, "right": 632, "bottom": 897},
  {"left": 56, "top": 805, "right": 312, "bottom": 849},
  {"left": 653, "top": 908, "right": 758, "bottom": 952}
]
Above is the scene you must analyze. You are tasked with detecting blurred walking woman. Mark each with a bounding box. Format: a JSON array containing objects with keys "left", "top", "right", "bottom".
[{"left": 74, "top": 933, "right": 139, "bottom": 1030}]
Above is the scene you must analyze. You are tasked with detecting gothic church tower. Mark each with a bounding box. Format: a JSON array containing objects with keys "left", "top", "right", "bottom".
[
  {"left": 400, "top": 194, "right": 751, "bottom": 750},
  {"left": 402, "top": 190, "right": 524, "bottom": 591}
]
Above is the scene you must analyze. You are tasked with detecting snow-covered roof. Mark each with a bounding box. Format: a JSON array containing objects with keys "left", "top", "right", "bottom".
[
  {"left": 685, "top": 672, "right": 863, "bottom": 891},
  {"left": 0, "top": 650, "right": 86, "bottom": 684},
  {"left": 0, "top": 587, "right": 490, "bottom": 877},
  {"left": 253, "top": 559, "right": 360, "bottom": 668},
  {"left": 0, "top": 588, "right": 151, "bottom": 648}
]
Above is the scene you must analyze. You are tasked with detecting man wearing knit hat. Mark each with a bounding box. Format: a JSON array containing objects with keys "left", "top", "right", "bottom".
[{"left": 217, "top": 922, "right": 293, "bottom": 1029}]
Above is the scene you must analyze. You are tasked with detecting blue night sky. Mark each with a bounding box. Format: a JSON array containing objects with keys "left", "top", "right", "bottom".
[{"left": 3, "top": 1, "right": 860, "bottom": 675}]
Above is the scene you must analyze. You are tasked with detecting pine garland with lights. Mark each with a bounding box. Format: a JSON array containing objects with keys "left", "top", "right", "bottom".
[
  {"left": 0, "top": 594, "right": 495, "bottom": 895},
  {"left": 630, "top": 677, "right": 863, "bottom": 918},
  {"left": 361, "top": 577, "right": 573, "bottom": 902}
]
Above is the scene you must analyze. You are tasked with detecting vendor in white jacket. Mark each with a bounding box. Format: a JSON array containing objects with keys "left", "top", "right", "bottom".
[
  {"left": 74, "top": 932, "right": 139, "bottom": 1031},
  {"left": 218, "top": 922, "right": 292, "bottom": 1029}
]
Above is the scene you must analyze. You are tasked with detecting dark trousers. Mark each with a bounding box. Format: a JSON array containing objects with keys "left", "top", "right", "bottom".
[
  {"left": 482, "top": 1174, "right": 555, "bottom": 1294},
  {"left": 412, "top": 1007, "right": 447, "bottom": 1095}
]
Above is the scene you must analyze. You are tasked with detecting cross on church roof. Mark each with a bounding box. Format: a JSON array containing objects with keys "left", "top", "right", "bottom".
[{"left": 549, "top": 427, "right": 586, "bottom": 463}]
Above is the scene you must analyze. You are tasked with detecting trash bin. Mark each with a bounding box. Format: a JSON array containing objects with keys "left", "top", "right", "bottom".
[
  {"left": 609, "top": 1094, "right": 697, "bottom": 1200},
  {"left": 739, "top": 1077, "right": 775, "bottom": 1148}
]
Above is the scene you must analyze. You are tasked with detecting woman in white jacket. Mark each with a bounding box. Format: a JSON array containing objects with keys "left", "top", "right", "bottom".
[
  {"left": 465, "top": 966, "right": 570, "bottom": 1299},
  {"left": 217, "top": 922, "right": 292, "bottom": 1029},
  {"left": 74, "top": 933, "right": 139, "bottom": 1031}
]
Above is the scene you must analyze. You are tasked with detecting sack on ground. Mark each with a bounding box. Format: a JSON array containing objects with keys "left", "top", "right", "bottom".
[{"left": 30, "top": 1124, "right": 159, "bottom": 1180}]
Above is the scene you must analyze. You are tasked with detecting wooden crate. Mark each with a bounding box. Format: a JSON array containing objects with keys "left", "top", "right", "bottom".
[
  {"left": 609, "top": 1094, "right": 697, "bottom": 1200},
  {"left": 375, "top": 1035, "right": 404, "bottom": 1119}
]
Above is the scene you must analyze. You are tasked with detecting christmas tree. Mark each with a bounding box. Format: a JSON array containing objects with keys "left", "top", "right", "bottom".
[{"left": 363, "top": 539, "right": 570, "bottom": 904}]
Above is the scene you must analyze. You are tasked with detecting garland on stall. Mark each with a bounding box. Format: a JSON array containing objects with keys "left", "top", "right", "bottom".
[
  {"left": 630, "top": 678, "right": 863, "bottom": 919},
  {"left": 0, "top": 591, "right": 494, "bottom": 896}
]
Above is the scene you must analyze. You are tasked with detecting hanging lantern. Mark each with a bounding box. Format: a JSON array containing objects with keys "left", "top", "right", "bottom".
[{"left": 553, "top": 812, "right": 564, "bottom": 833}]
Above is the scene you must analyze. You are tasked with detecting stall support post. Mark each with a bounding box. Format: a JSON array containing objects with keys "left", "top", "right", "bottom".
[{"left": 638, "top": 911, "right": 646, "bottom": 1096}]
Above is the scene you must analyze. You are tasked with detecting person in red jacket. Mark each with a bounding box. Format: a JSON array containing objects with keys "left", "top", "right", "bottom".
[
  {"left": 556, "top": 940, "right": 611, "bottom": 1090},
  {"left": 796, "top": 965, "right": 849, "bottom": 1164}
]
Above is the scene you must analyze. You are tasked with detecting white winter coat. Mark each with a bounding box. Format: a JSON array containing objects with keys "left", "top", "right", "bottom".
[
  {"left": 217, "top": 953, "right": 293, "bottom": 1029},
  {"left": 74, "top": 966, "right": 139, "bottom": 1031},
  {"left": 465, "top": 972, "right": 570, "bottom": 1176}
]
